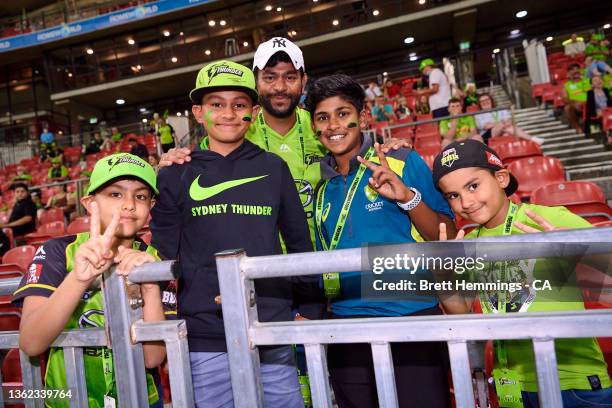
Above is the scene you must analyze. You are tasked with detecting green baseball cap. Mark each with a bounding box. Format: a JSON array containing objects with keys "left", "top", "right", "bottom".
[
  {"left": 86, "top": 153, "right": 158, "bottom": 196},
  {"left": 189, "top": 60, "right": 258, "bottom": 105},
  {"left": 419, "top": 58, "right": 435, "bottom": 71}
]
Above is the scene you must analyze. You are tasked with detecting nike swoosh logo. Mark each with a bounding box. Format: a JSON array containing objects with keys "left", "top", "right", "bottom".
[{"left": 189, "top": 175, "right": 268, "bottom": 201}]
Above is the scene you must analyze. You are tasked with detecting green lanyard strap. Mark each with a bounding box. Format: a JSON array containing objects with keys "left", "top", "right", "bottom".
[
  {"left": 315, "top": 147, "right": 375, "bottom": 298},
  {"left": 315, "top": 147, "right": 375, "bottom": 251},
  {"left": 478, "top": 201, "right": 519, "bottom": 368},
  {"left": 259, "top": 110, "right": 306, "bottom": 166}
]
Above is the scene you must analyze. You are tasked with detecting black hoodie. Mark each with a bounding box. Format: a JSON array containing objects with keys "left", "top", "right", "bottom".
[{"left": 151, "top": 139, "right": 322, "bottom": 352}]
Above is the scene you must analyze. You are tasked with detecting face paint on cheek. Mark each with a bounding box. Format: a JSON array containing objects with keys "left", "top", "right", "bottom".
[
  {"left": 315, "top": 130, "right": 322, "bottom": 137},
  {"left": 242, "top": 115, "right": 252, "bottom": 122},
  {"left": 347, "top": 122, "right": 358, "bottom": 129},
  {"left": 204, "top": 110, "right": 214, "bottom": 128}
]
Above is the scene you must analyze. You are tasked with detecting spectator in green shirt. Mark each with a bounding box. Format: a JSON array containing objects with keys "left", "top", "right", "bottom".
[
  {"left": 47, "top": 157, "right": 69, "bottom": 182},
  {"left": 110, "top": 126, "right": 123, "bottom": 142},
  {"left": 585, "top": 34, "right": 608, "bottom": 62},
  {"left": 439, "top": 98, "right": 482, "bottom": 147},
  {"left": 562, "top": 63, "right": 592, "bottom": 132}
]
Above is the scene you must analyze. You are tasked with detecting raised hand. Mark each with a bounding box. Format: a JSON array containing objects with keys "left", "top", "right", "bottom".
[
  {"left": 73, "top": 202, "right": 120, "bottom": 285},
  {"left": 114, "top": 246, "right": 158, "bottom": 292},
  {"left": 438, "top": 222, "right": 465, "bottom": 241},
  {"left": 158, "top": 147, "right": 192, "bottom": 169},
  {"left": 514, "top": 209, "right": 563, "bottom": 233},
  {"left": 381, "top": 137, "right": 413, "bottom": 154},
  {"left": 357, "top": 142, "right": 413, "bottom": 203}
]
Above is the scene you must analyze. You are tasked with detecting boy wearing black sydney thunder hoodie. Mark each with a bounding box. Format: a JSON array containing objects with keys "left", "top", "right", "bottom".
[{"left": 150, "top": 60, "right": 322, "bottom": 407}]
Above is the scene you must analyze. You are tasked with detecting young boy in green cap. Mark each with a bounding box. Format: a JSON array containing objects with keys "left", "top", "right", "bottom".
[
  {"left": 433, "top": 140, "right": 612, "bottom": 407},
  {"left": 14, "top": 153, "right": 170, "bottom": 407},
  {"left": 150, "top": 60, "right": 322, "bottom": 407}
]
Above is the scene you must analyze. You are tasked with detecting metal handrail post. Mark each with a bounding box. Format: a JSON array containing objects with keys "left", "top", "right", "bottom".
[
  {"left": 102, "top": 268, "right": 149, "bottom": 407},
  {"left": 216, "top": 249, "right": 265, "bottom": 407}
]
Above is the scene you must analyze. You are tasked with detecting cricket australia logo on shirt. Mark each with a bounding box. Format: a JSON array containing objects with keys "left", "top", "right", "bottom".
[
  {"left": 441, "top": 148, "right": 459, "bottom": 167},
  {"left": 364, "top": 184, "right": 384, "bottom": 212}
]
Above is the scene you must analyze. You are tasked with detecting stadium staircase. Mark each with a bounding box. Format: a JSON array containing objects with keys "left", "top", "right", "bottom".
[{"left": 486, "top": 85, "right": 612, "bottom": 202}]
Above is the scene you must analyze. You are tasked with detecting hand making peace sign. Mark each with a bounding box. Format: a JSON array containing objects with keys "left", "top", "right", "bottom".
[
  {"left": 73, "top": 201, "right": 120, "bottom": 285},
  {"left": 357, "top": 142, "right": 414, "bottom": 203}
]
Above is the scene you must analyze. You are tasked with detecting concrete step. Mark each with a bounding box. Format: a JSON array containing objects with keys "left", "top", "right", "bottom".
[
  {"left": 527, "top": 125, "right": 572, "bottom": 135},
  {"left": 541, "top": 139, "right": 595, "bottom": 151},
  {"left": 568, "top": 166, "right": 612, "bottom": 181},
  {"left": 517, "top": 119, "right": 559, "bottom": 128},
  {"left": 543, "top": 144, "right": 604, "bottom": 159},
  {"left": 514, "top": 107, "right": 542, "bottom": 114},
  {"left": 559, "top": 151, "right": 612, "bottom": 166},
  {"left": 536, "top": 130, "right": 579, "bottom": 140},
  {"left": 582, "top": 176, "right": 612, "bottom": 200}
]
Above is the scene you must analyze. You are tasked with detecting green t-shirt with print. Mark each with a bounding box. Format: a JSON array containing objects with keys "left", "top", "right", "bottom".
[
  {"left": 586, "top": 43, "right": 606, "bottom": 61},
  {"left": 465, "top": 203, "right": 611, "bottom": 392},
  {"left": 439, "top": 116, "right": 477, "bottom": 140},
  {"left": 246, "top": 108, "right": 327, "bottom": 249},
  {"left": 564, "top": 79, "right": 591, "bottom": 103}
]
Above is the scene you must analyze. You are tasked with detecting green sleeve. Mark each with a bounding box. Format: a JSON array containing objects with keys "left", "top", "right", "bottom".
[
  {"left": 439, "top": 120, "right": 450, "bottom": 135},
  {"left": 61, "top": 166, "right": 68, "bottom": 178},
  {"left": 467, "top": 116, "right": 477, "bottom": 130}
]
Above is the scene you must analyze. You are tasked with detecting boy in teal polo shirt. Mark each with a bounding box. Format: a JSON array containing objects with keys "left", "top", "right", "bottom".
[
  {"left": 433, "top": 140, "right": 612, "bottom": 407},
  {"left": 306, "top": 74, "right": 456, "bottom": 407}
]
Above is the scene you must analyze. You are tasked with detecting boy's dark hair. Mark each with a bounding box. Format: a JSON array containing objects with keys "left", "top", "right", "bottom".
[
  {"left": 254, "top": 51, "right": 305, "bottom": 77},
  {"left": 568, "top": 63, "right": 580, "bottom": 71},
  {"left": 10, "top": 182, "right": 28, "bottom": 192},
  {"left": 304, "top": 74, "right": 366, "bottom": 116},
  {"left": 448, "top": 97, "right": 462, "bottom": 105}
]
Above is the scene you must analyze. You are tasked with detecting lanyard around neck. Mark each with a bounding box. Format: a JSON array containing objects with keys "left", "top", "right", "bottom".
[
  {"left": 477, "top": 201, "right": 519, "bottom": 368},
  {"left": 259, "top": 110, "right": 306, "bottom": 166},
  {"left": 315, "top": 147, "right": 374, "bottom": 250}
]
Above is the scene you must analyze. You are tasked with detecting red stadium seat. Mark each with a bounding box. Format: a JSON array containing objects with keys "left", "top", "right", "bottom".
[
  {"left": 415, "top": 145, "right": 441, "bottom": 170},
  {"left": 414, "top": 135, "right": 442, "bottom": 151},
  {"left": 507, "top": 156, "right": 565, "bottom": 200},
  {"left": 67, "top": 217, "right": 91, "bottom": 234},
  {"left": 493, "top": 140, "right": 542, "bottom": 164},
  {"left": 416, "top": 113, "right": 433, "bottom": 121},
  {"left": 0, "top": 311, "right": 21, "bottom": 331},
  {"left": 465, "top": 105, "right": 479, "bottom": 113},
  {"left": 602, "top": 107, "right": 612, "bottom": 133},
  {"left": 488, "top": 136, "right": 521, "bottom": 152},
  {"left": 530, "top": 181, "right": 612, "bottom": 223},
  {"left": 594, "top": 220, "right": 612, "bottom": 228},
  {"left": 415, "top": 122, "right": 439, "bottom": 134},
  {"left": 36, "top": 221, "right": 65, "bottom": 236},
  {"left": 390, "top": 126, "right": 414, "bottom": 140},
  {"left": 39, "top": 208, "right": 65, "bottom": 226},
  {"left": 2, "top": 246, "right": 36, "bottom": 273}
]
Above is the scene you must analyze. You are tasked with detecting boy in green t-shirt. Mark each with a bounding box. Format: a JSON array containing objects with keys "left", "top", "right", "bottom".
[
  {"left": 432, "top": 140, "right": 612, "bottom": 407},
  {"left": 439, "top": 98, "right": 482, "bottom": 147},
  {"left": 14, "top": 153, "right": 168, "bottom": 407}
]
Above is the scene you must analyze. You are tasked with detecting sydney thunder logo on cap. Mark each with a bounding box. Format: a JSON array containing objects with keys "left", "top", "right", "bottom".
[
  {"left": 107, "top": 155, "right": 146, "bottom": 171},
  {"left": 207, "top": 63, "right": 244, "bottom": 81}
]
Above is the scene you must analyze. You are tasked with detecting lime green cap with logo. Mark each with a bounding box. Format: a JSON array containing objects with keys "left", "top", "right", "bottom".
[
  {"left": 419, "top": 58, "right": 435, "bottom": 71},
  {"left": 189, "top": 60, "right": 258, "bottom": 105},
  {"left": 86, "top": 153, "right": 158, "bottom": 196}
]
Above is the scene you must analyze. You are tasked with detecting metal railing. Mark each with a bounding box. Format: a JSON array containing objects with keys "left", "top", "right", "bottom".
[
  {"left": 0, "top": 261, "right": 193, "bottom": 408},
  {"left": 380, "top": 106, "right": 513, "bottom": 142},
  {"left": 213, "top": 227, "right": 612, "bottom": 408}
]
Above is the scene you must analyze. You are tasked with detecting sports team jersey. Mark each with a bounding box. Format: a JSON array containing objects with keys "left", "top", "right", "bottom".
[
  {"left": 564, "top": 79, "right": 591, "bottom": 102},
  {"left": 12, "top": 233, "right": 177, "bottom": 407},
  {"left": 315, "top": 136, "right": 453, "bottom": 317},
  {"left": 439, "top": 116, "right": 477, "bottom": 140},
  {"left": 466, "top": 203, "right": 611, "bottom": 392},
  {"left": 246, "top": 108, "right": 327, "bottom": 249}
]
